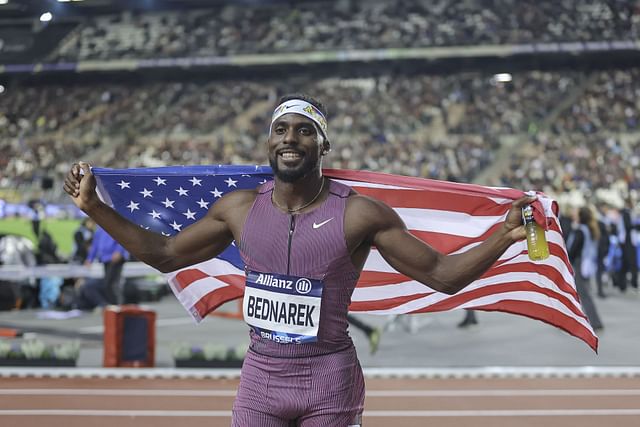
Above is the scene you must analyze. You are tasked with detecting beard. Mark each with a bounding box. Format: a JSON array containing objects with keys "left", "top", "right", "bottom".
[{"left": 269, "top": 152, "right": 319, "bottom": 183}]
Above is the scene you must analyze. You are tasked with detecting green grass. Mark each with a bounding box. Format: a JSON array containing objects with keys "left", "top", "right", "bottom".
[{"left": 0, "top": 218, "right": 81, "bottom": 257}]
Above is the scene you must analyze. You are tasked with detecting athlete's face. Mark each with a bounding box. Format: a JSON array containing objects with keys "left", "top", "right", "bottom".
[{"left": 268, "top": 113, "right": 328, "bottom": 183}]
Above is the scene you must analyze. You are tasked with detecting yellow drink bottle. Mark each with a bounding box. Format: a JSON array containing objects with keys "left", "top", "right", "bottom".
[{"left": 522, "top": 205, "right": 550, "bottom": 261}]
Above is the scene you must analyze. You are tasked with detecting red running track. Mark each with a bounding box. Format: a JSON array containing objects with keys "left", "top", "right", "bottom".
[{"left": 1, "top": 375, "right": 640, "bottom": 427}]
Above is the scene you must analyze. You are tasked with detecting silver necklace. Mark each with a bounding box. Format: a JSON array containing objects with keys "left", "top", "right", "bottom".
[{"left": 272, "top": 178, "right": 326, "bottom": 214}]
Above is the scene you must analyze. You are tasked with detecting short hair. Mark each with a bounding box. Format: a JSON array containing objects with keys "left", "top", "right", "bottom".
[{"left": 278, "top": 93, "right": 328, "bottom": 119}]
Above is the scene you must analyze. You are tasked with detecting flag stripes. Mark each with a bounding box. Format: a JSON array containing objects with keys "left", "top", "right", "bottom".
[{"left": 92, "top": 165, "right": 597, "bottom": 351}]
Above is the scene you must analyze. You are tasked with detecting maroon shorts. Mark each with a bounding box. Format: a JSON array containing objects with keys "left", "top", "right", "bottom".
[{"left": 232, "top": 345, "right": 365, "bottom": 426}]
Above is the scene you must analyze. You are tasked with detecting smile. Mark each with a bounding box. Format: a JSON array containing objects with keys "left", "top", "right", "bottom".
[{"left": 279, "top": 151, "right": 303, "bottom": 160}]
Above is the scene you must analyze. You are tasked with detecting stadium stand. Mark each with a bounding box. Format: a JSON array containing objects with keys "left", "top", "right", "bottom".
[
  {"left": 0, "top": 0, "right": 638, "bottom": 209},
  {"left": 47, "top": 0, "right": 638, "bottom": 61}
]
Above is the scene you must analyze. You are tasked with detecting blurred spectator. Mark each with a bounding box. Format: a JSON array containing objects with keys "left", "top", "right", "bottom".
[
  {"left": 81, "top": 226, "right": 129, "bottom": 308},
  {"left": 595, "top": 204, "right": 612, "bottom": 298},
  {"left": 567, "top": 206, "right": 604, "bottom": 330},
  {"left": 71, "top": 217, "right": 96, "bottom": 264},
  {"left": 614, "top": 200, "right": 640, "bottom": 292}
]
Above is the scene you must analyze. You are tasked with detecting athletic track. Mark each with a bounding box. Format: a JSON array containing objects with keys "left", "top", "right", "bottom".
[{"left": 1, "top": 368, "right": 639, "bottom": 427}]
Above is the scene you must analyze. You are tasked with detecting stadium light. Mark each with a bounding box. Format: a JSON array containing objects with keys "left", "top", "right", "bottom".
[
  {"left": 40, "top": 12, "right": 53, "bottom": 22},
  {"left": 493, "top": 73, "right": 513, "bottom": 83},
  {"left": 0, "top": 0, "right": 8, "bottom": 6},
  {"left": 0, "top": 85, "right": 5, "bottom": 94}
]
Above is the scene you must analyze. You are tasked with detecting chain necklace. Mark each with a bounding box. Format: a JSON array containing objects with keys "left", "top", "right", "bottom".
[{"left": 271, "top": 178, "right": 326, "bottom": 214}]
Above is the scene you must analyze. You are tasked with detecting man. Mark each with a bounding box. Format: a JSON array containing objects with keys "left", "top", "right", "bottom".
[
  {"left": 83, "top": 225, "right": 129, "bottom": 306},
  {"left": 64, "top": 94, "right": 534, "bottom": 427},
  {"left": 616, "top": 200, "right": 640, "bottom": 292},
  {"left": 71, "top": 217, "right": 95, "bottom": 264}
]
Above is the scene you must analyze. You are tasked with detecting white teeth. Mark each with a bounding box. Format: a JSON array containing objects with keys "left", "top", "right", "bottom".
[{"left": 281, "top": 152, "right": 301, "bottom": 160}]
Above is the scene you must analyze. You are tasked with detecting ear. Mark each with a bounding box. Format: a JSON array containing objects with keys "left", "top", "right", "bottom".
[{"left": 322, "top": 140, "right": 331, "bottom": 155}]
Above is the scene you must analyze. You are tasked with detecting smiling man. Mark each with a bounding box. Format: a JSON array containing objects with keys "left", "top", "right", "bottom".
[{"left": 64, "top": 93, "right": 534, "bottom": 426}]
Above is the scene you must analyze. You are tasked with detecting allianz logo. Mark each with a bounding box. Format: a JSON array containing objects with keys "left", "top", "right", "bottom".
[{"left": 255, "top": 273, "right": 313, "bottom": 295}]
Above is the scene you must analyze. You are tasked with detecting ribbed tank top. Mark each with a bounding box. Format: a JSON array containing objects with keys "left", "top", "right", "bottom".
[{"left": 239, "top": 179, "right": 360, "bottom": 358}]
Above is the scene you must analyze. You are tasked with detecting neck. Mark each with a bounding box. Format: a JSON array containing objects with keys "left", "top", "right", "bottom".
[{"left": 272, "top": 171, "right": 325, "bottom": 213}]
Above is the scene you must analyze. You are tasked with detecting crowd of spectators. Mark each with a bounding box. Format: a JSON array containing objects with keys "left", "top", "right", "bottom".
[
  {"left": 497, "top": 69, "right": 640, "bottom": 199},
  {"left": 498, "top": 132, "right": 638, "bottom": 196},
  {"left": 0, "top": 69, "right": 586, "bottom": 191},
  {"left": 553, "top": 69, "right": 640, "bottom": 134},
  {"left": 1, "top": 67, "right": 638, "bottom": 204},
  {"left": 50, "top": 0, "right": 640, "bottom": 62}
]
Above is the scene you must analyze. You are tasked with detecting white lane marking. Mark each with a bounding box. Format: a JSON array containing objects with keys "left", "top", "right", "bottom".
[
  {"left": 367, "top": 389, "right": 640, "bottom": 397},
  {"left": 366, "top": 409, "right": 640, "bottom": 417},
  {"left": 2, "top": 388, "right": 640, "bottom": 397},
  {"left": 1, "top": 409, "right": 640, "bottom": 417},
  {"left": 3, "top": 366, "right": 640, "bottom": 380},
  {"left": 0, "top": 389, "right": 236, "bottom": 396}
]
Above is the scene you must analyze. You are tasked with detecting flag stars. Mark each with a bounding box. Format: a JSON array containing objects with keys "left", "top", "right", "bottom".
[
  {"left": 161, "top": 231, "right": 171, "bottom": 237},
  {"left": 183, "top": 209, "right": 196, "bottom": 220},
  {"left": 127, "top": 201, "right": 139, "bottom": 212},
  {"left": 210, "top": 187, "right": 223, "bottom": 198},
  {"left": 197, "top": 198, "right": 210, "bottom": 209},
  {"left": 139, "top": 188, "right": 153, "bottom": 198},
  {"left": 175, "top": 187, "right": 189, "bottom": 196},
  {"left": 189, "top": 177, "right": 202, "bottom": 186},
  {"left": 170, "top": 221, "right": 183, "bottom": 231},
  {"left": 117, "top": 180, "right": 130, "bottom": 190},
  {"left": 153, "top": 177, "right": 167, "bottom": 186},
  {"left": 162, "top": 198, "right": 175, "bottom": 208},
  {"left": 224, "top": 177, "right": 238, "bottom": 188},
  {"left": 148, "top": 210, "right": 161, "bottom": 220}
]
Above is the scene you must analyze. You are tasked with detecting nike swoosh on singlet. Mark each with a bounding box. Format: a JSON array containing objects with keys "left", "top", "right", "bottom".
[{"left": 312, "top": 218, "right": 334, "bottom": 229}]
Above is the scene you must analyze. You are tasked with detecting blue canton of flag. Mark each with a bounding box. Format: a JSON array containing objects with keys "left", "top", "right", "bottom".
[{"left": 93, "top": 165, "right": 273, "bottom": 270}]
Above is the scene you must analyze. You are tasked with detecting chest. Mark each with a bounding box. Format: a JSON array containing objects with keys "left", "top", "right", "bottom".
[{"left": 240, "top": 198, "right": 348, "bottom": 278}]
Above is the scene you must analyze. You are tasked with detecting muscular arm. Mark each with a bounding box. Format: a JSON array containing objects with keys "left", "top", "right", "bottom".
[
  {"left": 348, "top": 194, "right": 535, "bottom": 295},
  {"left": 64, "top": 162, "right": 251, "bottom": 273}
]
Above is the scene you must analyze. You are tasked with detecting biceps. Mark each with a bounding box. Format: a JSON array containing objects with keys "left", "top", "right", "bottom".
[{"left": 165, "top": 217, "right": 234, "bottom": 271}]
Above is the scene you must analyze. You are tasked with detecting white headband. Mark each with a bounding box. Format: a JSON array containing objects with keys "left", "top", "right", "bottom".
[{"left": 271, "top": 99, "right": 328, "bottom": 140}]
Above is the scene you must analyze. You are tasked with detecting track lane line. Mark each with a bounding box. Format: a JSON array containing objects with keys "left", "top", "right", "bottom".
[
  {"left": 2, "top": 388, "right": 640, "bottom": 397},
  {"left": 2, "top": 409, "right": 640, "bottom": 417}
]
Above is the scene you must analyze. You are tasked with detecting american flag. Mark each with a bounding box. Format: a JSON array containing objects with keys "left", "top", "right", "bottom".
[{"left": 92, "top": 165, "right": 597, "bottom": 351}]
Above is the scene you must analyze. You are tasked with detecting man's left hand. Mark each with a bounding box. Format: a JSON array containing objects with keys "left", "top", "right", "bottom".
[{"left": 503, "top": 195, "right": 537, "bottom": 242}]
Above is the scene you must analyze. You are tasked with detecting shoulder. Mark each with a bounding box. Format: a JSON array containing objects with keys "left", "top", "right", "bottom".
[
  {"left": 210, "top": 189, "right": 258, "bottom": 220},
  {"left": 345, "top": 193, "right": 401, "bottom": 230}
]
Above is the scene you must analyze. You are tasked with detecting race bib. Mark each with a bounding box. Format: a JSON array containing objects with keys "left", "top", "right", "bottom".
[{"left": 243, "top": 270, "right": 323, "bottom": 344}]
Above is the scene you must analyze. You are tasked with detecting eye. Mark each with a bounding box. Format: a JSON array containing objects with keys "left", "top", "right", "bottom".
[
  {"left": 274, "top": 126, "right": 286, "bottom": 134},
  {"left": 299, "top": 127, "right": 313, "bottom": 136}
]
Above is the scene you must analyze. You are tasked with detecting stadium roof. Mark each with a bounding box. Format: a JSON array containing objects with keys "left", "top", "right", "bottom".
[{"left": 0, "top": 0, "right": 332, "bottom": 19}]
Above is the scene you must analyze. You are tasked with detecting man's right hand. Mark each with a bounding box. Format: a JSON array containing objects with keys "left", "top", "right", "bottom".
[{"left": 64, "top": 162, "right": 100, "bottom": 211}]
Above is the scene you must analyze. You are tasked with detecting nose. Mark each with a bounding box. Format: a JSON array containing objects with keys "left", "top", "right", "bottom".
[{"left": 282, "top": 127, "right": 298, "bottom": 145}]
